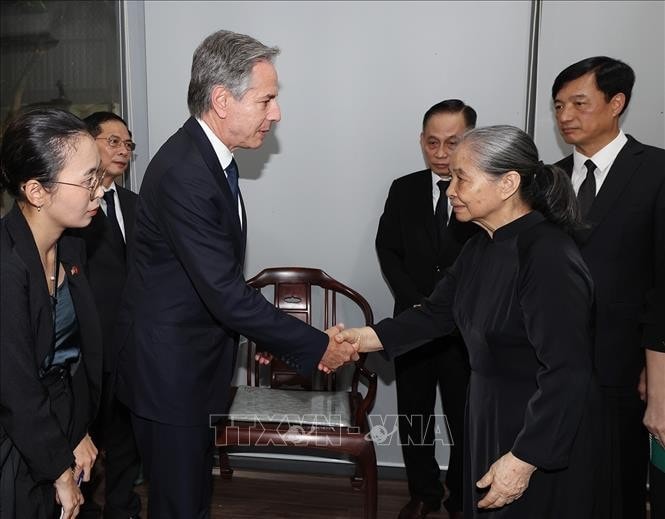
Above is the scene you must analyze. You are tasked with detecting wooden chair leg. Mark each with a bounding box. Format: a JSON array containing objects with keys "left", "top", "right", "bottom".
[
  {"left": 358, "top": 444, "right": 377, "bottom": 519},
  {"left": 218, "top": 447, "right": 234, "bottom": 480},
  {"left": 351, "top": 462, "right": 364, "bottom": 490}
]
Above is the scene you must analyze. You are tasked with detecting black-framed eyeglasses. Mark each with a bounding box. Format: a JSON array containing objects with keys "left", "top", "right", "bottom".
[
  {"left": 96, "top": 135, "right": 136, "bottom": 152},
  {"left": 50, "top": 168, "right": 106, "bottom": 201}
]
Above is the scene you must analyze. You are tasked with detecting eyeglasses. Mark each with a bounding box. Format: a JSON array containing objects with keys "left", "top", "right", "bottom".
[
  {"left": 96, "top": 135, "right": 136, "bottom": 152},
  {"left": 51, "top": 168, "right": 106, "bottom": 201}
]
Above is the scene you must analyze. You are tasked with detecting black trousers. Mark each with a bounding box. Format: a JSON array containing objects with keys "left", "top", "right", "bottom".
[
  {"left": 394, "top": 336, "right": 469, "bottom": 513},
  {"left": 131, "top": 414, "right": 214, "bottom": 519},
  {"left": 85, "top": 371, "right": 141, "bottom": 519},
  {"left": 596, "top": 386, "right": 649, "bottom": 519}
]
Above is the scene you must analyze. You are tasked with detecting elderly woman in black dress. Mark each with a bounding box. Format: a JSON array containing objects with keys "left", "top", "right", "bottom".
[
  {"left": 1, "top": 109, "right": 104, "bottom": 518},
  {"left": 336, "top": 125, "right": 600, "bottom": 518}
]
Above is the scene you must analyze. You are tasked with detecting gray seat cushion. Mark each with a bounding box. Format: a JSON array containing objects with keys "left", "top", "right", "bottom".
[{"left": 227, "top": 385, "right": 353, "bottom": 427}]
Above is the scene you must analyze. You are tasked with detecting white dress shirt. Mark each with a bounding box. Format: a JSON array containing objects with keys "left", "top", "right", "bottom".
[{"left": 571, "top": 130, "right": 628, "bottom": 195}]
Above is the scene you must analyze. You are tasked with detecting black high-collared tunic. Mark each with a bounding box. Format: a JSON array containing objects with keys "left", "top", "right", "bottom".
[{"left": 375, "top": 211, "right": 600, "bottom": 518}]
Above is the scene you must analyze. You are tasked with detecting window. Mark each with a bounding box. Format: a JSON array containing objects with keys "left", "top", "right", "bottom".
[{"left": 1, "top": 0, "right": 123, "bottom": 214}]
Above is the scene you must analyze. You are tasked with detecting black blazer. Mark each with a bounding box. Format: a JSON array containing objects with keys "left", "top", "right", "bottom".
[
  {"left": 557, "top": 135, "right": 665, "bottom": 387},
  {"left": 74, "top": 185, "right": 137, "bottom": 372},
  {"left": 376, "top": 169, "right": 478, "bottom": 316},
  {"left": 115, "top": 117, "right": 328, "bottom": 427},
  {"left": 0, "top": 204, "right": 102, "bottom": 481}
]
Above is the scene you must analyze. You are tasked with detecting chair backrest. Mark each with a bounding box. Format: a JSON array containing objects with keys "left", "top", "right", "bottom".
[{"left": 244, "top": 267, "right": 374, "bottom": 391}]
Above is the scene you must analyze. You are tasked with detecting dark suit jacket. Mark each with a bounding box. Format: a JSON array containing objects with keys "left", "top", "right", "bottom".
[
  {"left": 115, "top": 117, "right": 328, "bottom": 427},
  {"left": 376, "top": 169, "right": 478, "bottom": 315},
  {"left": 0, "top": 204, "right": 102, "bottom": 481},
  {"left": 74, "top": 185, "right": 137, "bottom": 372},
  {"left": 557, "top": 135, "right": 665, "bottom": 387}
]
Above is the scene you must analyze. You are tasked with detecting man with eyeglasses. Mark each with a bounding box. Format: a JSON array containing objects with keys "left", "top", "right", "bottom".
[
  {"left": 376, "top": 100, "right": 478, "bottom": 519},
  {"left": 75, "top": 111, "right": 141, "bottom": 519}
]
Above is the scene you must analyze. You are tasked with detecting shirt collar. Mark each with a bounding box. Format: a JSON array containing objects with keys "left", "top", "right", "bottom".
[
  {"left": 196, "top": 118, "right": 234, "bottom": 170},
  {"left": 573, "top": 130, "right": 627, "bottom": 173},
  {"left": 431, "top": 170, "right": 451, "bottom": 190}
]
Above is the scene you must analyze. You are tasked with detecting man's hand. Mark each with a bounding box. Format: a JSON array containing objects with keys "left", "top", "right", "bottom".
[
  {"left": 318, "top": 323, "right": 359, "bottom": 373},
  {"left": 476, "top": 451, "right": 536, "bottom": 509},
  {"left": 72, "top": 433, "right": 98, "bottom": 483}
]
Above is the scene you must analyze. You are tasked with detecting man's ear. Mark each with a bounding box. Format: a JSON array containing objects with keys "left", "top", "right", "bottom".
[
  {"left": 501, "top": 171, "right": 521, "bottom": 200},
  {"left": 610, "top": 92, "right": 626, "bottom": 117},
  {"left": 210, "top": 85, "right": 231, "bottom": 118},
  {"left": 22, "top": 179, "right": 48, "bottom": 208}
]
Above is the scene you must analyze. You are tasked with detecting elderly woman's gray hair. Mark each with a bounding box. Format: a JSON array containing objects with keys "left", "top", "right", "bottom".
[
  {"left": 459, "top": 125, "right": 583, "bottom": 233},
  {"left": 187, "top": 30, "right": 280, "bottom": 118}
]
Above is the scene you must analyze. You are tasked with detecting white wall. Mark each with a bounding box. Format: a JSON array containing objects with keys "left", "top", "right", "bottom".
[{"left": 534, "top": 0, "right": 665, "bottom": 162}]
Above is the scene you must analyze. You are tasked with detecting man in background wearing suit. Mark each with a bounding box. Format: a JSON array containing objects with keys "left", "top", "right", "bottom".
[
  {"left": 376, "top": 100, "right": 478, "bottom": 519},
  {"left": 552, "top": 56, "right": 665, "bottom": 519},
  {"left": 115, "top": 30, "right": 357, "bottom": 518},
  {"left": 77, "top": 112, "right": 141, "bottom": 519}
]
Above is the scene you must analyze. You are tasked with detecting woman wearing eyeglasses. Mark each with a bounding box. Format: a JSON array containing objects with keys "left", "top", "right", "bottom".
[{"left": 1, "top": 108, "right": 104, "bottom": 519}]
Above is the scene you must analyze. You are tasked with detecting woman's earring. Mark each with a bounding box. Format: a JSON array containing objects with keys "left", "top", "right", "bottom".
[{"left": 37, "top": 205, "right": 42, "bottom": 212}]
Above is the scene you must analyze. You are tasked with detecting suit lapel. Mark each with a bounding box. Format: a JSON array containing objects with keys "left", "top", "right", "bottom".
[
  {"left": 4, "top": 205, "right": 53, "bottom": 363},
  {"left": 182, "top": 118, "right": 244, "bottom": 240},
  {"left": 576, "top": 136, "right": 643, "bottom": 244},
  {"left": 239, "top": 192, "right": 247, "bottom": 263},
  {"left": 587, "top": 136, "right": 641, "bottom": 223},
  {"left": 59, "top": 236, "right": 102, "bottom": 407}
]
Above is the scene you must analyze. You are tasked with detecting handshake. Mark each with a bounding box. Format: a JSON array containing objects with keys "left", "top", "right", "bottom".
[{"left": 255, "top": 324, "right": 384, "bottom": 373}]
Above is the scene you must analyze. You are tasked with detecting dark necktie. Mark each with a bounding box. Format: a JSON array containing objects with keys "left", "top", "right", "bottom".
[
  {"left": 435, "top": 179, "right": 450, "bottom": 236},
  {"left": 226, "top": 158, "right": 239, "bottom": 200},
  {"left": 103, "top": 189, "right": 124, "bottom": 243},
  {"left": 577, "top": 159, "right": 597, "bottom": 217}
]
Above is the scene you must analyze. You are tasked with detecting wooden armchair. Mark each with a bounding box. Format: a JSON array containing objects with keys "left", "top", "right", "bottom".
[{"left": 214, "top": 267, "right": 378, "bottom": 519}]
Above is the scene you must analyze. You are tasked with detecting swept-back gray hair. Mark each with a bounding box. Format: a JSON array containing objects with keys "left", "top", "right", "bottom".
[
  {"left": 187, "top": 30, "right": 280, "bottom": 118},
  {"left": 459, "top": 125, "right": 583, "bottom": 233}
]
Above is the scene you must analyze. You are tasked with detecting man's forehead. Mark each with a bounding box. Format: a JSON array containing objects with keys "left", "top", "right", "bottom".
[
  {"left": 555, "top": 73, "right": 600, "bottom": 99},
  {"left": 99, "top": 120, "right": 130, "bottom": 135},
  {"left": 425, "top": 113, "right": 467, "bottom": 133}
]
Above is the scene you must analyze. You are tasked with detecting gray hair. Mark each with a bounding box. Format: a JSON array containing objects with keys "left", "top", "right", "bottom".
[
  {"left": 459, "top": 125, "right": 583, "bottom": 233},
  {"left": 187, "top": 30, "right": 280, "bottom": 118},
  {"left": 460, "top": 125, "right": 538, "bottom": 178}
]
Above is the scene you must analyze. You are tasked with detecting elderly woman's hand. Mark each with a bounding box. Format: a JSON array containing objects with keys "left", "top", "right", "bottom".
[{"left": 476, "top": 451, "right": 536, "bottom": 509}]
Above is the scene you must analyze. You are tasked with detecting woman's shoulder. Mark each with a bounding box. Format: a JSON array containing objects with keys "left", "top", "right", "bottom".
[{"left": 517, "top": 219, "right": 584, "bottom": 269}]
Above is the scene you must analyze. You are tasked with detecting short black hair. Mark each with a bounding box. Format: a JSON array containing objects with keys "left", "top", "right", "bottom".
[
  {"left": 83, "top": 111, "right": 131, "bottom": 138},
  {"left": 423, "top": 99, "right": 477, "bottom": 130},
  {"left": 551, "top": 56, "right": 635, "bottom": 116}
]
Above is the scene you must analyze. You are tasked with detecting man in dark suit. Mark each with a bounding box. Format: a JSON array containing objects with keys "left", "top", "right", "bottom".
[
  {"left": 114, "top": 30, "right": 357, "bottom": 519},
  {"left": 552, "top": 56, "right": 665, "bottom": 519},
  {"left": 376, "top": 100, "right": 478, "bottom": 519},
  {"left": 76, "top": 112, "right": 141, "bottom": 519}
]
